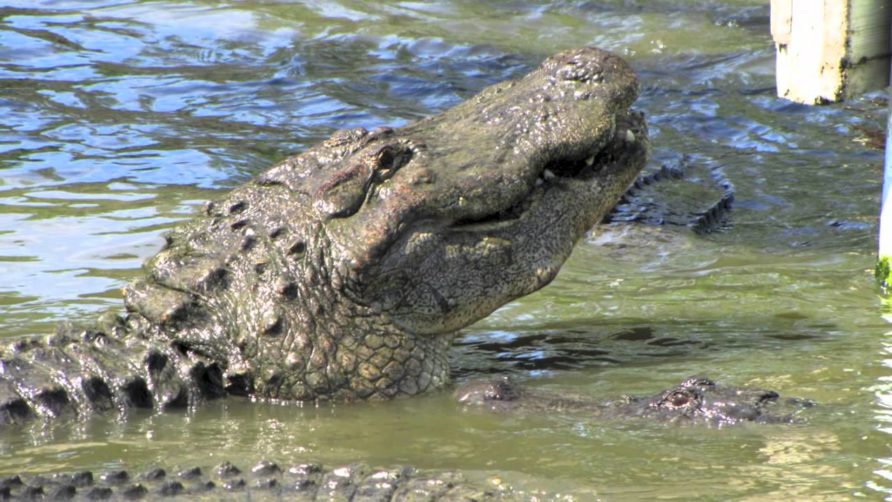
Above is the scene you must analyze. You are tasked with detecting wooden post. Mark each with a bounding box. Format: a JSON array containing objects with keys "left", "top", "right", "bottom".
[
  {"left": 771, "top": 0, "right": 891, "bottom": 105},
  {"left": 878, "top": 77, "right": 892, "bottom": 291}
]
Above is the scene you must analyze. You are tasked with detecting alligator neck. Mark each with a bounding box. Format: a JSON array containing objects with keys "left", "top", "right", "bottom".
[{"left": 123, "top": 234, "right": 454, "bottom": 402}]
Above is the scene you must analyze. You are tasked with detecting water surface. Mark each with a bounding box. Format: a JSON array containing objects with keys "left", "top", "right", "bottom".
[{"left": 0, "top": 1, "right": 889, "bottom": 499}]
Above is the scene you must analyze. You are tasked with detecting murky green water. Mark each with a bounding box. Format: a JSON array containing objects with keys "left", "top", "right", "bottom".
[{"left": 0, "top": 0, "right": 889, "bottom": 499}]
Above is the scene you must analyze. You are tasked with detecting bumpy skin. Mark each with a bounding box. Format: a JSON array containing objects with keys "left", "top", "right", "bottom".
[
  {"left": 455, "top": 376, "right": 814, "bottom": 426},
  {"left": 0, "top": 47, "right": 648, "bottom": 423},
  {"left": 0, "top": 460, "right": 524, "bottom": 501}
]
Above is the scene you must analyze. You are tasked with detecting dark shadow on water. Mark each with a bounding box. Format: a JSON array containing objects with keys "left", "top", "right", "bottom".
[{"left": 452, "top": 315, "right": 840, "bottom": 381}]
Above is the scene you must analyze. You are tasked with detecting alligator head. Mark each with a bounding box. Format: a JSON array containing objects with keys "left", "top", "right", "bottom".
[
  {"left": 624, "top": 375, "right": 815, "bottom": 425},
  {"left": 259, "top": 47, "right": 646, "bottom": 337},
  {"left": 3, "top": 48, "right": 646, "bottom": 418},
  {"left": 120, "top": 47, "right": 647, "bottom": 402}
]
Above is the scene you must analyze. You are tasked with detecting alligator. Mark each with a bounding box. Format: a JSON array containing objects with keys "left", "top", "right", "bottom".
[
  {"left": 0, "top": 460, "right": 520, "bottom": 501},
  {"left": 0, "top": 377, "right": 814, "bottom": 500},
  {"left": 0, "top": 47, "right": 649, "bottom": 424},
  {"left": 605, "top": 154, "right": 735, "bottom": 234},
  {"left": 454, "top": 375, "right": 814, "bottom": 426}
]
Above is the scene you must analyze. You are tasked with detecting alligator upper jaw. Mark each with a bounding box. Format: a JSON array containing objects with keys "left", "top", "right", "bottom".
[{"left": 448, "top": 109, "right": 647, "bottom": 234}]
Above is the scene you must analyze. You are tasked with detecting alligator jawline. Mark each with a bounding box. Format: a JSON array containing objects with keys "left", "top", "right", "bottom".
[
  {"left": 449, "top": 116, "right": 638, "bottom": 235},
  {"left": 448, "top": 137, "right": 619, "bottom": 232}
]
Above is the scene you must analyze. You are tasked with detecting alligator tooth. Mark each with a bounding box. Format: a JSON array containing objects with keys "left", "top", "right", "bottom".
[
  {"left": 543, "top": 169, "right": 556, "bottom": 181},
  {"left": 585, "top": 155, "right": 594, "bottom": 166},
  {"left": 535, "top": 178, "right": 544, "bottom": 187},
  {"left": 625, "top": 129, "right": 636, "bottom": 142}
]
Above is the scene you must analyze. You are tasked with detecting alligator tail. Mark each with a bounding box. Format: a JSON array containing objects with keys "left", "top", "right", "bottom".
[
  {"left": 606, "top": 154, "right": 736, "bottom": 234},
  {"left": 0, "top": 459, "right": 507, "bottom": 500}
]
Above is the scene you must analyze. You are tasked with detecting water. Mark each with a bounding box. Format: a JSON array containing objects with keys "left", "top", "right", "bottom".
[{"left": 0, "top": 0, "right": 887, "bottom": 498}]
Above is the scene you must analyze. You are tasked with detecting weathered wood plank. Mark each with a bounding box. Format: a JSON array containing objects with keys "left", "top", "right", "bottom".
[
  {"left": 771, "top": 0, "right": 891, "bottom": 105},
  {"left": 877, "top": 92, "right": 892, "bottom": 291}
]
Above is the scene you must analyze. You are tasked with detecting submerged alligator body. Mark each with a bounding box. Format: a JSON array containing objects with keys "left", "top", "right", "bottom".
[
  {"left": 455, "top": 376, "right": 814, "bottom": 427},
  {"left": 605, "top": 155, "right": 735, "bottom": 234},
  {"left": 0, "top": 460, "right": 518, "bottom": 501},
  {"left": 1, "top": 378, "right": 813, "bottom": 500},
  {"left": 0, "top": 47, "right": 648, "bottom": 424}
]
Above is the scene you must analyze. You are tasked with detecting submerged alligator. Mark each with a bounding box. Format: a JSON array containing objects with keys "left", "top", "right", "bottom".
[
  {"left": 1, "top": 47, "right": 648, "bottom": 423},
  {"left": 0, "top": 460, "right": 521, "bottom": 501},
  {"left": 605, "top": 155, "right": 735, "bottom": 234},
  {"left": 455, "top": 375, "right": 813, "bottom": 426},
  {"left": 1, "top": 377, "right": 813, "bottom": 500}
]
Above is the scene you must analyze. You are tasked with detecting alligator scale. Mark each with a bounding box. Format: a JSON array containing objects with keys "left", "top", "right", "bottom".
[{"left": 1, "top": 47, "right": 648, "bottom": 422}]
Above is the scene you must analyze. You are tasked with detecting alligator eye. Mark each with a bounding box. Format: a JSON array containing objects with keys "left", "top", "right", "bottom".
[
  {"left": 314, "top": 143, "right": 414, "bottom": 219},
  {"left": 484, "top": 379, "right": 520, "bottom": 401},
  {"left": 373, "top": 144, "right": 413, "bottom": 181},
  {"left": 664, "top": 391, "right": 692, "bottom": 408}
]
